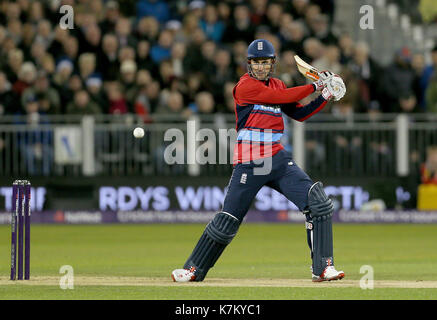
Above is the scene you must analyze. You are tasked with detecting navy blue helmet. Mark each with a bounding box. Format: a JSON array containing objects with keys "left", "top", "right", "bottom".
[
  {"left": 247, "top": 39, "right": 276, "bottom": 80},
  {"left": 247, "top": 39, "right": 276, "bottom": 60}
]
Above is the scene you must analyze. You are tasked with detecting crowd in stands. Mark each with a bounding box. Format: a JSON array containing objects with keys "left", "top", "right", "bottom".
[{"left": 1, "top": 0, "right": 437, "bottom": 123}]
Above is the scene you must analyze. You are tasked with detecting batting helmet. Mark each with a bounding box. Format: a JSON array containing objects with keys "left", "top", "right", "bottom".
[
  {"left": 247, "top": 39, "right": 276, "bottom": 80},
  {"left": 247, "top": 39, "right": 276, "bottom": 60}
]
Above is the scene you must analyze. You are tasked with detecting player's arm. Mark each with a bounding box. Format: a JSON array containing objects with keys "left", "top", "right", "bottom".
[
  {"left": 281, "top": 96, "right": 328, "bottom": 122},
  {"left": 281, "top": 75, "right": 346, "bottom": 121},
  {"left": 234, "top": 78, "right": 316, "bottom": 105}
]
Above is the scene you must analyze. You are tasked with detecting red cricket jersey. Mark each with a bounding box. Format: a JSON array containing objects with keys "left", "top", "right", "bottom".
[{"left": 232, "top": 73, "right": 326, "bottom": 164}]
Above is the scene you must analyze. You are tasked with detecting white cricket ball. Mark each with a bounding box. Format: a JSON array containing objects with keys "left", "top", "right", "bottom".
[{"left": 133, "top": 127, "right": 144, "bottom": 138}]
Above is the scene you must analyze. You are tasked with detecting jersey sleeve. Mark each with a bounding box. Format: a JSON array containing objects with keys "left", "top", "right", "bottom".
[
  {"left": 234, "top": 77, "right": 316, "bottom": 105},
  {"left": 281, "top": 95, "right": 328, "bottom": 122}
]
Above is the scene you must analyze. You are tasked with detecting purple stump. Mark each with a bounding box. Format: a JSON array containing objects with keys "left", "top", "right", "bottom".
[
  {"left": 24, "top": 182, "right": 31, "bottom": 280},
  {"left": 10, "top": 182, "right": 18, "bottom": 280},
  {"left": 17, "top": 184, "right": 24, "bottom": 280}
]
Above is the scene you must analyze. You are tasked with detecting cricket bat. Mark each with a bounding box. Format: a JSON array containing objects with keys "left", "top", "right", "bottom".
[{"left": 294, "top": 55, "right": 320, "bottom": 81}]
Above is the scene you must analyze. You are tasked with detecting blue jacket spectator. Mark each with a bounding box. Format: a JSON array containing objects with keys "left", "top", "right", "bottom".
[
  {"left": 199, "top": 4, "right": 225, "bottom": 42},
  {"left": 150, "top": 29, "right": 173, "bottom": 63},
  {"left": 136, "top": 0, "right": 170, "bottom": 24}
]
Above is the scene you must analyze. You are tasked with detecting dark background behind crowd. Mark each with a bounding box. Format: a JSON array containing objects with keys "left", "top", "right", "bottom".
[{"left": 1, "top": 0, "right": 437, "bottom": 123}]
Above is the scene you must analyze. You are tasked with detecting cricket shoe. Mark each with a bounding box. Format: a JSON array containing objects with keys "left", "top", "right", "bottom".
[
  {"left": 171, "top": 267, "right": 197, "bottom": 282},
  {"left": 312, "top": 266, "right": 345, "bottom": 282}
]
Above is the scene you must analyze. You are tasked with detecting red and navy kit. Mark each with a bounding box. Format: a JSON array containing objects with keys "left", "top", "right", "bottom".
[{"left": 232, "top": 73, "right": 328, "bottom": 164}]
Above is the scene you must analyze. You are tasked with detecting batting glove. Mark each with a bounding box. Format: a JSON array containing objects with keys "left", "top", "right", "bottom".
[
  {"left": 313, "top": 70, "right": 334, "bottom": 91},
  {"left": 327, "top": 75, "right": 346, "bottom": 101}
]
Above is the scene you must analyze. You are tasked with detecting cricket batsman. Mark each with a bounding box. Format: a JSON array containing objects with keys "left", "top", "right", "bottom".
[{"left": 172, "top": 39, "right": 346, "bottom": 282}]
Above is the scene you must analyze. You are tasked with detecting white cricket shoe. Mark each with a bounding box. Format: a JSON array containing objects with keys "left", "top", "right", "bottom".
[
  {"left": 171, "top": 267, "right": 196, "bottom": 282},
  {"left": 312, "top": 266, "right": 345, "bottom": 282}
]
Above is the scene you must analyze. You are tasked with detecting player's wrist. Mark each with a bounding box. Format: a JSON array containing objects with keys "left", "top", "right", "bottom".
[{"left": 321, "top": 87, "right": 333, "bottom": 100}]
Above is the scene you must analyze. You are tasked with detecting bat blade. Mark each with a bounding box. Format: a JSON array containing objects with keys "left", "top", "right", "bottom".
[{"left": 294, "top": 55, "right": 320, "bottom": 81}]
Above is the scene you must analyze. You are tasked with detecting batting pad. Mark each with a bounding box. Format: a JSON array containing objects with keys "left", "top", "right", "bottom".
[
  {"left": 184, "top": 212, "right": 240, "bottom": 281},
  {"left": 307, "top": 182, "right": 334, "bottom": 276}
]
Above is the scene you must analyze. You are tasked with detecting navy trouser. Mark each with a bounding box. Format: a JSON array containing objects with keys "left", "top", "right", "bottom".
[{"left": 222, "top": 149, "right": 314, "bottom": 221}]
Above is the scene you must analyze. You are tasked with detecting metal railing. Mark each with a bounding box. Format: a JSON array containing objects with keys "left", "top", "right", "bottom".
[{"left": 0, "top": 113, "right": 436, "bottom": 177}]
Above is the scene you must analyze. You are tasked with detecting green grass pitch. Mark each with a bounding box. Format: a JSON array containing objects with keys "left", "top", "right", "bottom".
[{"left": 1, "top": 223, "right": 437, "bottom": 300}]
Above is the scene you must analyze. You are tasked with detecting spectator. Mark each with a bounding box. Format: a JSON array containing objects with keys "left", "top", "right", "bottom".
[
  {"left": 222, "top": 81, "right": 236, "bottom": 114},
  {"left": 17, "top": 94, "right": 54, "bottom": 176},
  {"left": 183, "top": 27, "right": 206, "bottom": 74},
  {"left": 199, "top": 4, "right": 225, "bottom": 43},
  {"left": 411, "top": 53, "right": 426, "bottom": 110},
  {"left": 135, "top": 16, "right": 160, "bottom": 43},
  {"left": 100, "top": 33, "right": 120, "bottom": 81},
  {"left": 183, "top": 73, "right": 205, "bottom": 106},
  {"left": 217, "top": 2, "right": 231, "bottom": 22},
  {"left": 170, "top": 41, "right": 187, "bottom": 78},
  {"left": 86, "top": 75, "right": 107, "bottom": 108},
  {"left": 420, "top": 46, "right": 437, "bottom": 110},
  {"left": 52, "top": 59, "right": 74, "bottom": 112},
  {"left": 158, "top": 60, "right": 176, "bottom": 90},
  {"left": 66, "top": 89, "right": 102, "bottom": 115},
  {"left": 13, "top": 61, "right": 37, "bottom": 97},
  {"left": 80, "top": 23, "right": 103, "bottom": 58},
  {"left": 136, "top": 0, "right": 170, "bottom": 24},
  {"left": 302, "top": 37, "right": 324, "bottom": 62},
  {"left": 265, "top": 2, "right": 283, "bottom": 34},
  {"left": 118, "top": 46, "right": 136, "bottom": 64},
  {"left": 209, "top": 49, "right": 235, "bottom": 106},
  {"left": 78, "top": 53, "right": 97, "bottom": 84},
  {"left": 30, "top": 40, "right": 47, "bottom": 69},
  {"left": 127, "top": 69, "right": 152, "bottom": 110},
  {"left": 287, "top": 0, "right": 310, "bottom": 21},
  {"left": 156, "top": 90, "right": 190, "bottom": 118},
  {"left": 382, "top": 47, "right": 416, "bottom": 113},
  {"left": 133, "top": 84, "right": 153, "bottom": 123},
  {"left": 4, "top": 48, "right": 24, "bottom": 83},
  {"left": 250, "top": 0, "right": 268, "bottom": 26},
  {"left": 41, "top": 53, "right": 56, "bottom": 76},
  {"left": 28, "top": 1, "right": 44, "bottom": 25},
  {"left": 313, "top": 44, "right": 342, "bottom": 75},
  {"left": 119, "top": 60, "right": 138, "bottom": 108},
  {"left": 397, "top": 91, "right": 419, "bottom": 114},
  {"left": 107, "top": 82, "right": 129, "bottom": 114},
  {"left": 222, "top": 5, "right": 255, "bottom": 44},
  {"left": 62, "top": 36, "right": 79, "bottom": 67},
  {"left": 191, "top": 91, "right": 215, "bottom": 114},
  {"left": 35, "top": 19, "right": 53, "bottom": 49},
  {"left": 425, "top": 72, "right": 437, "bottom": 113},
  {"left": 20, "top": 23, "right": 36, "bottom": 59},
  {"left": 136, "top": 40, "right": 157, "bottom": 77},
  {"left": 150, "top": 29, "right": 173, "bottom": 64},
  {"left": 0, "top": 71, "right": 14, "bottom": 115},
  {"left": 420, "top": 146, "right": 437, "bottom": 184},
  {"left": 308, "top": 14, "right": 337, "bottom": 45},
  {"left": 231, "top": 40, "right": 249, "bottom": 78},
  {"left": 115, "top": 17, "right": 137, "bottom": 48},
  {"left": 276, "top": 50, "right": 307, "bottom": 87},
  {"left": 348, "top": 41, "right": 382, "bottom": 113},
  {"left": 338, "top": 33, "right": 354, "bottom": 65},
  {"left": 7, "top": 19, "right": 22, "bottom": 45},
  {"left": 22, "top": 71, "right": 61, "bottom": 115},
  {"left": 188, "top": 1, "right": 206, "bottom": 20},
  {"left": 200, "top": 40, "right": 217, "bottom": 76},
  {"left": 280, "top": 21, "right": 306, "bottom": 58},
  {"left": 99, "top": 0, "right": 120, "bottom": 34},
  {"left": 67, "top": 74, "right": 84, "bottom": 96}
]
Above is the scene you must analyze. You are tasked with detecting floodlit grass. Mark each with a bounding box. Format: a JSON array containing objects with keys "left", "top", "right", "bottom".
[{"left": 0, "top": 224, "right": 436, "bottom": 300}]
